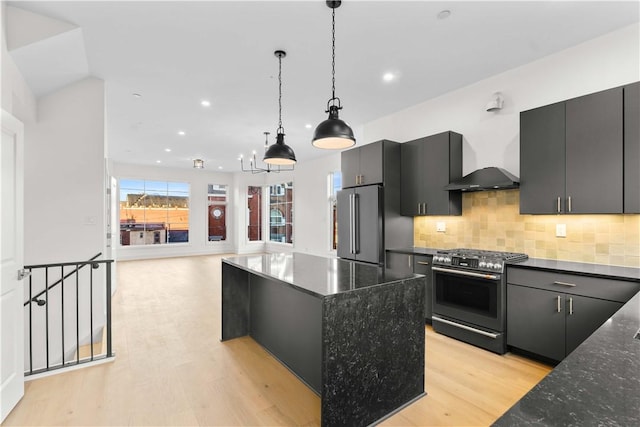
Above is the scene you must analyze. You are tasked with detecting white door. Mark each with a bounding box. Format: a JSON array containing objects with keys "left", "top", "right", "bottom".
[{"left": 1, "top": 110, "right": 25, "bottom": 422}]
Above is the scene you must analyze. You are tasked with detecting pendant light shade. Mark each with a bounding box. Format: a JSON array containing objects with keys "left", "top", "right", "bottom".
[
  {"left": 312, "top": 0, "right": 356, "bottom": 150},
  {"left": 263, "top": 50, "right": 296, "bottom": 166},
  {"left": 264, "top": 132, "right": 296, "bottom": 165},
  {"left": 312, "top": 105, "right": 355, "bottom": 149}
]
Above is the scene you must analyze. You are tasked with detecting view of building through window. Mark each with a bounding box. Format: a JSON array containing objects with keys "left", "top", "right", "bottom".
[
  {"left": 208, "top": 184, "right": 227, "bottom": 241},
  {"left": 269, "top": 182, "right": 293, "bottom": 243},
  {"left": 119, "top": 179, "right": 190, "bottom": 245},
  {"left": 329, "top": 172, "right": 342, "bottom": 250},
  {"left": 247, "top": 186, "right": 263, "bottom": 241}
]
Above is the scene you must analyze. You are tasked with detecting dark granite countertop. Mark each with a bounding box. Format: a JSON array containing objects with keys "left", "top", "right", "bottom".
[
  {"left": 386, "top": 247, "right": 439, "bottom": 256},
  {"left": 493, "top": 290, "right": 640, "bottom": 426},
  {"left": 512, "top": 258, "right": 640, "bottom": 282},
  {"left": 223, "top": 252, "right": 422, "bottom": 298}
]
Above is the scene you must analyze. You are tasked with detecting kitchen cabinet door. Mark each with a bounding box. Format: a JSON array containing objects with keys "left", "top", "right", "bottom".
[
  {"left": 565, "top": 87, "right": 623, "bottom": 213},
  {"left": 400, "top": 140, "right": 421, "bottom": 215},
  {"left": 400, "top": 132, "right": 462, "bottom": 216},
  {"left": 624, "top": 82, "right": 640, "bottom": 213},
  {"left": 358, "top": 142, "right": 384, "bottom": 186},
  {"left": 520, "top": 102, "right": 566, "bottom": 214},
  {"left": 413, "top": 254, "right": 433, "bottom": 323},
  {"left": 386, "top": 252, "right": 413, "bottom": 275},
  {"left": 341, "top": 148, "right": 361, "bottom": 189},
  {"left": 565, "top": 295, "right": 622, "bottom": 356},
  {"left": 507, "top": 284, "right": 565, "bottom": 362}
]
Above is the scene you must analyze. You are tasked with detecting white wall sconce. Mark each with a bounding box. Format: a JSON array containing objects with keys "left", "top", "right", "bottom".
[{"left": 486, "top": 92, "right": 504, "bottom": 112}]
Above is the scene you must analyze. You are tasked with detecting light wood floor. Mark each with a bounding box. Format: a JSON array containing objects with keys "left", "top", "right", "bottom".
[{"left": 3, "top": 255, "right": 551, "bottom": 426}]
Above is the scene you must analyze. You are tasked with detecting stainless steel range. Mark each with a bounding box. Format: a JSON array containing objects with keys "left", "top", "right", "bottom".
[{"left": 431, "top": 248, "right": 528, "bottom": 354}]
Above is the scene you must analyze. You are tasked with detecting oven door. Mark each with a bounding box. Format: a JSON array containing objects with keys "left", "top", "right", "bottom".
[{"left": 432, "top": 266, "right": 504, "bottom": 332}]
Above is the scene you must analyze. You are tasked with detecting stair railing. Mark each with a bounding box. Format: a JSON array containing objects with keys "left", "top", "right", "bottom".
[{"left": 23, "top": 253, "right": 114, "bottom": 376}]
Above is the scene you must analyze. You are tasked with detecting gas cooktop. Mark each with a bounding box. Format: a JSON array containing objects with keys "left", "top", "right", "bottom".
[{"left": 432, "top": 248, "right": 528, "bottom": 273}]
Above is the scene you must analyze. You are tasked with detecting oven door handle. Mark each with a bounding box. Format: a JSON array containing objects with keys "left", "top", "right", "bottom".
[
  {"left": 432, "top": 266, "right": 499, "bottom": 281},
  {"left": 432, "top": 315, "right": 499, "bottom": 339}
]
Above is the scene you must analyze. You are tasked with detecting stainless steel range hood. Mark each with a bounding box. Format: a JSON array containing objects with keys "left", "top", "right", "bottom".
[{"left": 444, "top": 167, "right": 519, "bottom": 192}]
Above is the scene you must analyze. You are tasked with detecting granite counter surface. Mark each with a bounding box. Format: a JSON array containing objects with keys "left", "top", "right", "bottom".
[
  {"left": 513, "top": 258, "right": 640, "bottom": 282},
  {"left": 386, "top": 247, "right": 439, "bottom": 256},
  {"left": 493, "top": 290, "right": 640, "bottom": 426},
  {"left": 223, "top": 252, "right": 421, "bottom": 298}
]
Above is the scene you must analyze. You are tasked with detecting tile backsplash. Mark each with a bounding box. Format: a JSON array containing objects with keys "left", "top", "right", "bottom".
[{"left": 414, "top": 190, "right": 640, "bottom": 268}]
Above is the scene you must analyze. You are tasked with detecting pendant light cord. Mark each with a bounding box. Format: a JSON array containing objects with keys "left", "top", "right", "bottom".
[
  {"left": 278, "top": 53, "right": 284, "bottom": 134},
  {"left": 331, "top": 7, "right": 336, "bottom": 103}
]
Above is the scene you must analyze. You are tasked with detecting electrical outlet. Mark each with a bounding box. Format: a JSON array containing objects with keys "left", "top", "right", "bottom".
[
  {"left": 556, "top": 223, "right": 567, "bottom": 238},
  {"left": 436, "top": 222, "right": 446, "bottom": 232}
]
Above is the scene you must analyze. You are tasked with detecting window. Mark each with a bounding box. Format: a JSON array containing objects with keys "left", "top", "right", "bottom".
[
  {"left": 247, "top": 186, "right": 262, "bottom": 241},
  {"left": 119, "top": 179, "right": 190, "bottom": 246},
  {"left": 269, "top": 181, "right": 293, "bottom": 243},
  {"left": 329, "top": 172, "right": 342, "bottom": 250},
  {"left": 208, "top": 184, "right": 227, "bottom": 241}
]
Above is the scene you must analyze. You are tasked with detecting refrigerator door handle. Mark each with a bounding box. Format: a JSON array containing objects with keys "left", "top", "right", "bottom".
[
  {"left": 353, "top": 193, "right": 359, "bottom": 254},
  {"left": 349, "top": 194, "right": 354, "bottom": 254}
]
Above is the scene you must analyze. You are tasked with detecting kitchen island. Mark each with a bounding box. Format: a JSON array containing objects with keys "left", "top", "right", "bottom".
[{"left": 221, "top": 253, "right": 426, "bottom": 427}]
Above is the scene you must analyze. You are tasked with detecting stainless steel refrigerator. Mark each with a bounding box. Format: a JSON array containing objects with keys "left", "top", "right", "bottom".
[{"left": 336, "top": 185, "right": 383, "bottom": 264}]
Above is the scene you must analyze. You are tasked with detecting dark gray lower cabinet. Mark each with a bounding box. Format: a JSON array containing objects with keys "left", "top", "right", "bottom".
[
  {"left": 507, "top": 284, "right": 566, "bottom": 361},
  {"left": 413, "top": 255, "right": 433, "bottom": 323},
  {"left": 507, "top": 284, "right": 623, "bottom": 362},
  {"left": 386, "top": 251, "right": 433, "bottom": 322}
]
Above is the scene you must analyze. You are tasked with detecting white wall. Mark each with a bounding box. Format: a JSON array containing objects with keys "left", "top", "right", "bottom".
[
  {"left": 363, "top": 23, "right": 640, "bottom": 177},
  {"left": 1, "top": 3, "right": 37, "bottom": 123},
  {"left": 24, "top": 77, "right": 106, "bottom": 265}
]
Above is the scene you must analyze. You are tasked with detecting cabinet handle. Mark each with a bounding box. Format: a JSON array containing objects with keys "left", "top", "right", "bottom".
[
  {"left": 567, "top": 196, "right": 572, "bottom": 213},
  {"left": 408, "top": 255, "right": 412, "bottom": 269},
  {"left": 553, "top": 281, "right": 576, "bottom": 287},
  {"left": 557, "top": 196, "right": 561, "bottom": 213},
  {"left": 417, "top": 203, "right": 421, "bottom": 214},
  {"left": 423, "top": 203, "right": 427, "bottom": 214},
  {"left": 557, "top": 296, "right": 562, "bottom": 313},
  {"left": 417, "top": 261, "right": 430, "bottom": 265},
  {"left": 360, "top": 175, "right": 364, "bottom": 185},
  {"left": 569, "top": 297, "right": 573, "bottom": 315}
]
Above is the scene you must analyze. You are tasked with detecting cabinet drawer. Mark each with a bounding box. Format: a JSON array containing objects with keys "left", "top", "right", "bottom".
[
  {"left": 507, "top": 267, "right": 639, "bottom": 303},
  {"left": 413, "top": 255, "right": 432, "bottom": 275}
]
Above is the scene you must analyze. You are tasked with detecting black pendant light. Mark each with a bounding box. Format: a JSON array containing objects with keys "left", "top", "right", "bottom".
[
  {"left": 264, "top": 50, "right": 296, "bottom": 165},
  {"left": 312, "top": 0, "right": 356, "bottom": 150}
]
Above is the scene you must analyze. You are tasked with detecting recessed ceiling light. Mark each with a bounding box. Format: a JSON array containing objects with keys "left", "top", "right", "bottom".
[
  {"left": 218, "top": 166, "right": 223, "bottom": 170},
  {"left": 165, "top": 148, "right": 171, "bottom": 152},
  {"left": 156, "top": 160, "right": 161, "bottom": 163},
  {"left": 178, "top": 130, "right": 185, "bottom": 136},
  {"left": 383, "top": 72, "right": 395, "bottom": 82},
  {"left": 201, "top": 100, "right": 211, "bottom": 107},
  {"left": 132, "top": 93, "right": 142, "bottom": 98},
  {"left": 305, "top": 124, "right": 312, "bottom": 129},
  {"left": 437, "top": 9, "right": 451, "bottom": 20}
]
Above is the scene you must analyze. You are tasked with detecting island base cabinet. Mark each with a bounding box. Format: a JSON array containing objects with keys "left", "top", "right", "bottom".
[
  {"left": 507, "top": 284, "right": 565, "bottom": 361},
  {"left": 507, "top": 284, "right": 624, "bottom": 362}
]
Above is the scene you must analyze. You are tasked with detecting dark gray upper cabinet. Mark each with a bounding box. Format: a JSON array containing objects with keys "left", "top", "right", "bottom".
[
  {"left": 624, "top": 82, "right": 640, "bottom": 213},
  {"left": 400, "top": 131, "right": 462, "bottom": 216},
  {"left": 520, "top": 86, "right": 630, "bottom": 214},
  {"left": 565, "top": 87, "right": 623, "bottom": 213},
  {"left": 341, "top": 141, "right": 389, "bottom": 188},
  {"left": 520, "top": 102, "right": 566, "bottom": 214}
]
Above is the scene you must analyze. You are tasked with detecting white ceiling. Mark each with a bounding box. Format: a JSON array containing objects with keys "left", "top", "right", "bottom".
[{"left": 6, "top": 1, "right": 640, "bottom": 172}]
